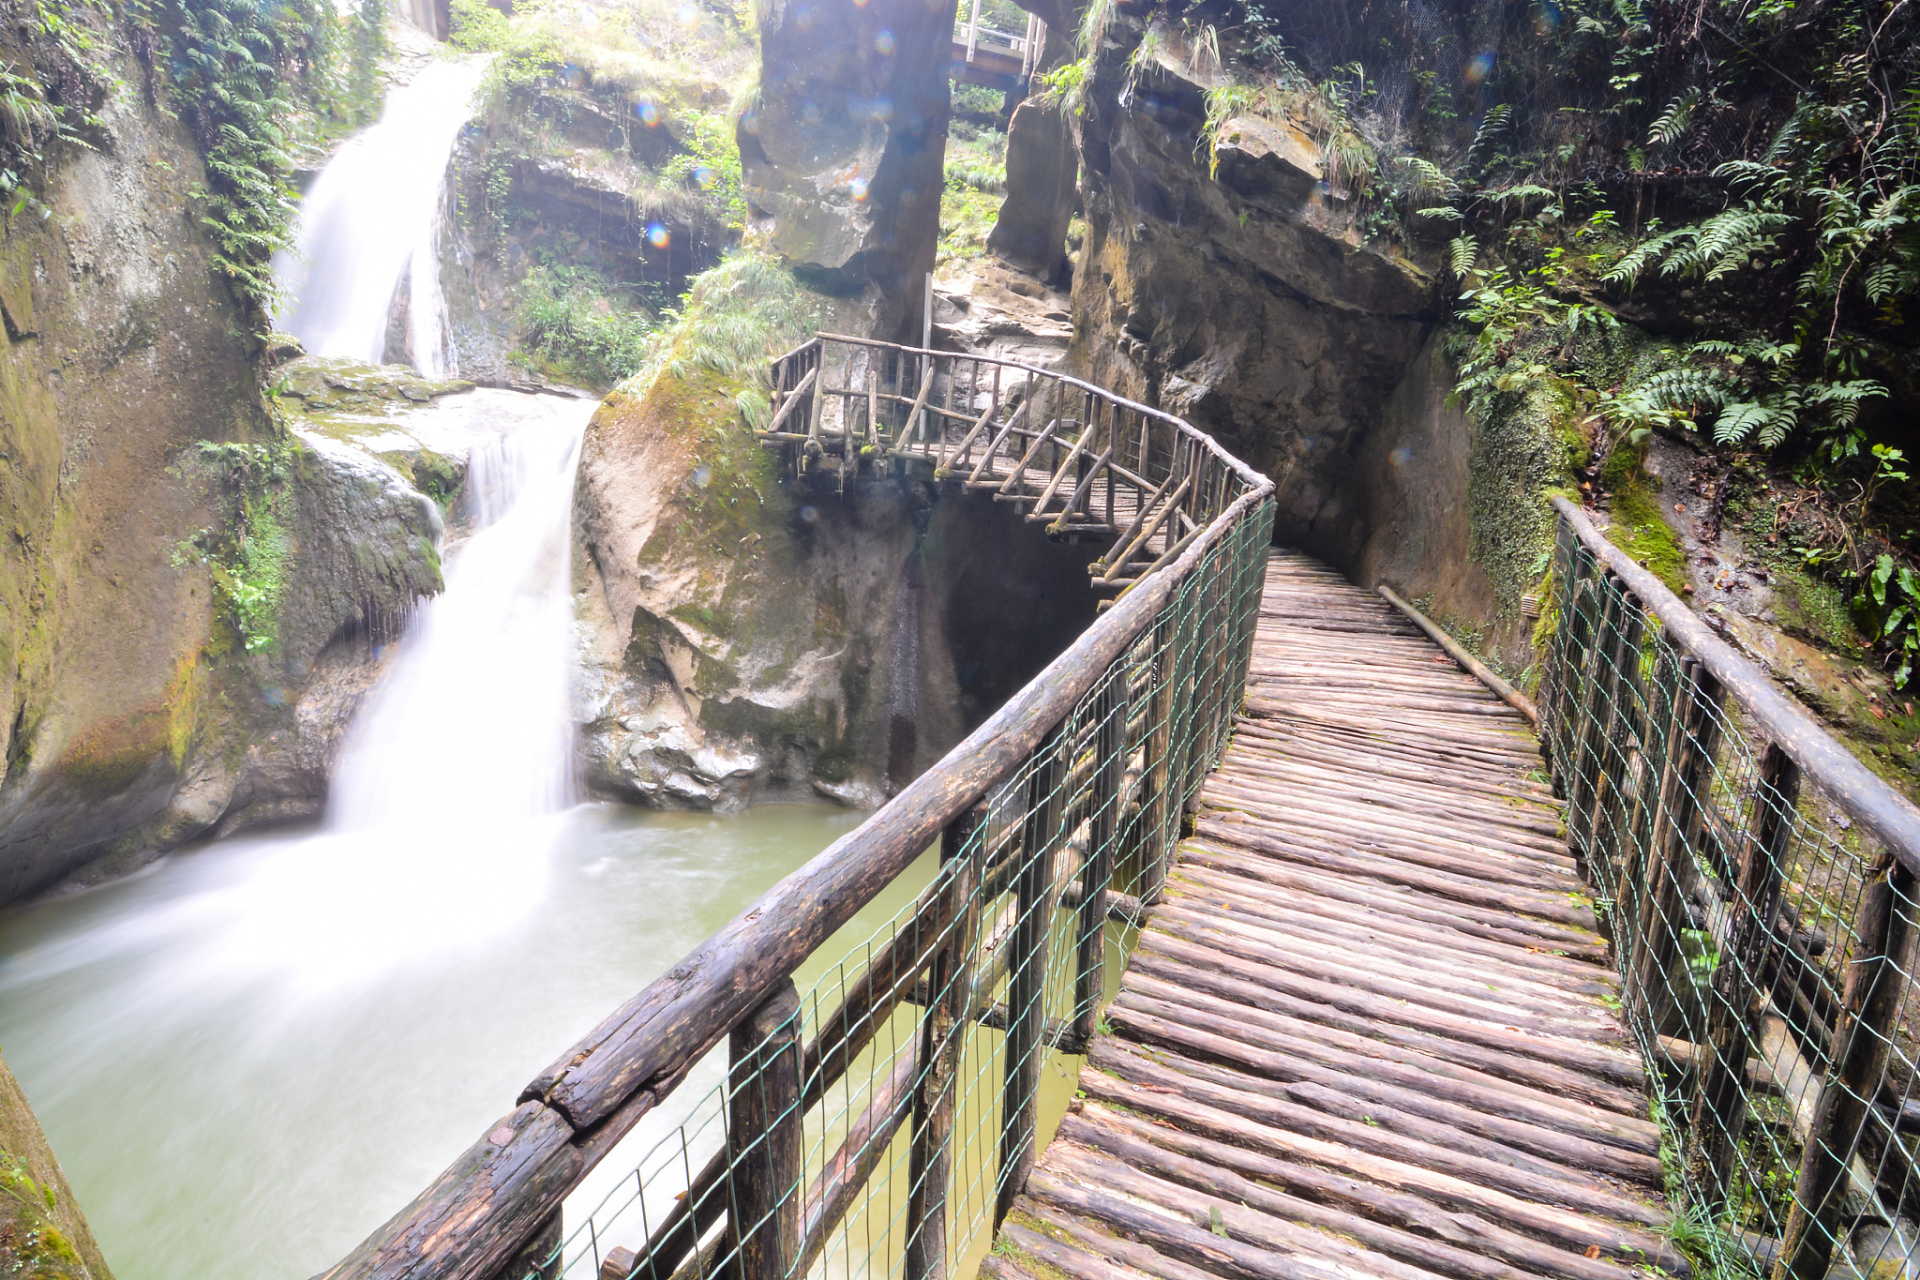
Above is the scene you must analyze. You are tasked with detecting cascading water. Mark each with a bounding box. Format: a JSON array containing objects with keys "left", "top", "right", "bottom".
[{"left": 272, "top": 57, "right": 488, "bottom": 376}]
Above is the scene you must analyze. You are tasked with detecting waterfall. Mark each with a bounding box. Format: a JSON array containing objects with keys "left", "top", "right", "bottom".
[
  {"left": 328, "top": 416, "right": 588, "bottom": 835},
  {"left": 272, "top": 57, "right": 488, "bottom": 376}
]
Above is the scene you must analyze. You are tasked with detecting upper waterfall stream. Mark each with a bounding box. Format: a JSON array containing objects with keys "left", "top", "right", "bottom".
[{"left": 272, "top": 57, "right": 489, "bottom": 376}]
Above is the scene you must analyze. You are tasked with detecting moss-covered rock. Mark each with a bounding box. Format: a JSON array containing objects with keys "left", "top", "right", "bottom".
[{"left": 0, "top": 1052, "right": 110, "bottom": 1279}]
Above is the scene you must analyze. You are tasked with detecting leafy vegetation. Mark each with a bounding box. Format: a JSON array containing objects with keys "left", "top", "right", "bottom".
[
  {"left": 177, "top": 441, "right": 295, "bottom": 655},
  {"left": 939, "top": 111, "right": 1007, "bottom": 266},
  {"left": 513, "top": 261, "right": 658, "bottom": 387},
  {"left": 144, "top": 0, "right": 392, "bottom": 314},
  {"left": 623, "top": 247, "right": 821, "bottom": 427}
]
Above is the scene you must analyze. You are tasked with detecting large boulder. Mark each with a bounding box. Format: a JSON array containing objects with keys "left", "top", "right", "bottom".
[
  {"left": 741, "top": 0, "right": 958, "bottom": 337},
  {"left": 986, "top": 99, "right": 1077, "bottom": 279}
]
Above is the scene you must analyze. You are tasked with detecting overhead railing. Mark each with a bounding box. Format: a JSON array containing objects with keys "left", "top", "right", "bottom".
[
  {"left": 760, "top": 337, "right": 1250, "bottom": 600},
  {"left": 319, "top": 338, "right": 1275, "bottom": 1280},
  {"left": 1543, "top": 496, "right": 1920, "bottom": 1280}
]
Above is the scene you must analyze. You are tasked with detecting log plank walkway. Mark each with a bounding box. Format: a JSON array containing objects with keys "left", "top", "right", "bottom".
[{"left": 987, "top": 550, "right": 1682, "bottom": 1280}]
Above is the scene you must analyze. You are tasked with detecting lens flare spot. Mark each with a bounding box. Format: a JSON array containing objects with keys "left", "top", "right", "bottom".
[
  {"left": 675, "top": 2, "right": 699, "bottom": 26},
  {"left": 647, "top": 222, "right": 671, "bottom": 248},
  {"left": 795, "top": 4, "right": 813, "bottom": 28},
  {"left": 694, "top": 165, "right": 716, "bottom": 189},
  {"left": 874, "top": 27, "right": 895, "bottom": 53},
  {"left": 693, "top": 464, "right": 713, "bottom": 488},
  {"left": 560, "top": 63, "right": 585, "bottom": 88},
  {"left": 802, "top": 100, "right": 822, "bottom": 125},
  {"left": 849, "top": 175, "right": 869, "bottom": 201},
  {"left": 800, "top": 504, "right": 819, "bottom": 523},
  {"left": 1464, "top": 51, "right": 1494, "bottom": 83},
  {"left": 637, "top": 100, "right": 660, "bottom": 127},
  {"left": 870, "top": 96, "right": 893, "bottom": 123}
]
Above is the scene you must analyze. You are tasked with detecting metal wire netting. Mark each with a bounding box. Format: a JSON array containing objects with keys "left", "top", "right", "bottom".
[
  {"left": 502, "top": 500, "right": 1275, "bottom": 1280},
  {"left": 1542, "top": 515, "right": 1920, "bottom": 1280}
]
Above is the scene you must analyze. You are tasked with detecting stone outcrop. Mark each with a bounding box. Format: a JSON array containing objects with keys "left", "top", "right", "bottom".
[
  {"left": 0, "top": 32, "right": 313, "bottom": 906},
  {"left": 573, "top": 371, "right": 1100, "bottom": 810},
  {"left": 986, "top": 99, "right": 1077, "bottom": 281},
  {"left": 1062, "top": 26, "right": 1435, "bottom": 556},
  {"left": 740, "top": 0, "right": 957, "bottom": 338}
]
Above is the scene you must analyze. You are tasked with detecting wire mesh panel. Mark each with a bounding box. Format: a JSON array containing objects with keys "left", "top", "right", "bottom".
[
  {"left": 507, "top": 502, "right": 1277, "bottom": 1280},
  {"left": 317, "top": 331, "right": 1272, "bottom": 1280},
  {"left": 1542, "top": 504, "right": 1920, "bottom": 1280}
]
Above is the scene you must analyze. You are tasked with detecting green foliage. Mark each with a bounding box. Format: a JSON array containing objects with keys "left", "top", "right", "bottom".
[
  {"left": 939, "top": 124, "right": 1005, "bottom": 264},
  {"left": 660, "top": 107, "right": 747, "bottom": 229},
  {"left": 179, "top": 441, "right": 295, "bottom": 654},
  {"left": 514, "top": 262, "right": 658, "bottom": 387},
  {"left": 624, "top": 248, "right": 822, "bottom": 427},
  {"left": 451, "top": 0, "right": 562, "bottom": 88},
  {"left": 149, "top": 0, "right": 391, "bottom": 313},
  {"left": 1596, "top": 338, "right": 1885, "bottom": 458}
]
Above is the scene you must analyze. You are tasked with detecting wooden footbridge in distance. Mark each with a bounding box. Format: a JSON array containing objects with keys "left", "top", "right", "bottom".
[{"left": 321, "top": 337, "right": 1920, "bottom": 1280}]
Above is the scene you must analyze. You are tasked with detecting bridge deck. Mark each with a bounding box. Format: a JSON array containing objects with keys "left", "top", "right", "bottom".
[{"left": 988, "top": 551, "right": 1681, "bottom": 1280}]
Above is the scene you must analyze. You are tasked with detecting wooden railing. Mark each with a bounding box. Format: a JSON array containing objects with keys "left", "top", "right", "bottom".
[
  {"left": 1542, "top": 497, "right": 1920, "bottom": 1280},
  {"left": 319, "top": 339, "right": 1274, "bottom": 1280},
  {"left": 761, "top": 336, "right": 1253, "bottom": 598}
]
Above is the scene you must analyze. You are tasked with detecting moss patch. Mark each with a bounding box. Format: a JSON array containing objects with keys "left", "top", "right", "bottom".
[
  {"left": 1464, "top": 376, "right": 1581, "bottom": 616},
  {"left": 0, "top": 1154, "right": 88, "bottom": 1279},
  {"left": 1605, "top": 482, "right": 1688, "bottom": 596}
]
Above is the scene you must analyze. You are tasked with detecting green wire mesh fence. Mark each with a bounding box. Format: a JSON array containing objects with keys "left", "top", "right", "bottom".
[
  {"left": 506, "top": 496, "right": 1276, "bottom": 1280},
  {"left": 1543, "top": 498, "right": 1920, "bottom": 1280},
  {"left": 318, "top": 337, "right": 1275, "bottom": 1280}
]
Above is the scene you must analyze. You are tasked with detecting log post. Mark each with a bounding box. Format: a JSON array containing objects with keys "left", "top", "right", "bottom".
[
  {"left": 1544, "top": 540, "right": 1597, "bottom": 781},
  {"left": 728, "top": 981, "right": 802, "bottom": 1280},
  {"left": 1166, "top": 569, "right": 1206, "bottom": 818},
  {"left": 905, "top": 810, "right": 985, "bottom": 1280},
  {"left": 1567, "top": 576, "right": 1627, "bottom": 861},
  {"left": 1776, "top": 855, "right": 1918, "bottom": 1279},
  {"left": 486, "top": 1209, "right": 562, "bottom": 1280},
  {"left": 1075, "top": 680, "right": 1128, "bottom": 1044},
  {"left": 1138, "top": 610, "right": 1178, "bottom": 905},
  {"left": 1627, "top": 658, "right": 1725, "bottom": 1023},
  {"left": 1687, "top": 743, "right": 1800, "bottom": 1213},
  {"left": 1584, "top": 589, "right": 1646, "bottom": 886},
  {"left": 998, "top": 729, "right": 1065, "bottom": 1224},
  {"left": 1618, "top": 640, "right": 1682, "bottom": 996}
]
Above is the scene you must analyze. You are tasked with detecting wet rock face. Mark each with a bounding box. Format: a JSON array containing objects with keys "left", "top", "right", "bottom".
[
  {"left": 1065, "top": 42, "right": 1434, "bottom": 554},
  {"left": 741, "top": 0, "right": 957, "bottom": 335},
  {"left": 0, "top": 42, "right": 285, "bottom": 907},
  {"left": 573, "top": 380, "right": 1100, "bottom": 811}
]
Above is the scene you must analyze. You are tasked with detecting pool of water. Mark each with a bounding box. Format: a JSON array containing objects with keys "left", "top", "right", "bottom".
[{"left": 0, "top": 802, "right": 899, "bottom": 1280}]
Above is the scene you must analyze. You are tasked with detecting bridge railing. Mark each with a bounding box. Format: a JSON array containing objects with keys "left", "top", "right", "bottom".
[
  {"left": 1543, "top": 496, "right": 1920, "bottom": 1280},
  {"left": 319, "top": 339, "right": 1275, "bottom": 1280},
  {"left": 761, "top": 336, "right": 1255, "bottom": 596}
]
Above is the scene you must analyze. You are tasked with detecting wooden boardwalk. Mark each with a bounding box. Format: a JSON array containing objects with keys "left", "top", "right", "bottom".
[{"left": 988, "top": 551, "right": 1683, "bottom": 1280}]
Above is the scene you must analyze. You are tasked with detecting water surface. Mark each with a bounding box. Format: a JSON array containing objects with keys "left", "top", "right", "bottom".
[{"left": 0, "top": 803, "right": 881, "bottom": 1279}]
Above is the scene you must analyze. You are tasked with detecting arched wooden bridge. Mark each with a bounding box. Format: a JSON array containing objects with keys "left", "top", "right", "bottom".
[{"left": 323, "top": 338, "right": 1920, "bottom": 1280}]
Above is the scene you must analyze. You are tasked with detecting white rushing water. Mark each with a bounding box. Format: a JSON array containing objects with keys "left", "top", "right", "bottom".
[
  {"left": 236, "top": 404, "right": 595, "bottom": 991},
  {"left": 273, "top": 57, "right": 489, "bottom": 376}
]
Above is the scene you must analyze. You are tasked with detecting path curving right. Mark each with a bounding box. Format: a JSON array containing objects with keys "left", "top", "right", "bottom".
[{"left": 987, "top": 550, "right": 1685, "bottom": 1280}]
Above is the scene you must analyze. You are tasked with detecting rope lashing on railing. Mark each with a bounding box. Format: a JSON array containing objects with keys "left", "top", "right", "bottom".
[
  {"left": 318, "top": 336, "right": 1275, "bottom": 1280},
  {"left": 1545, "top": 496, "right": 1920, "bottom": 1280}
]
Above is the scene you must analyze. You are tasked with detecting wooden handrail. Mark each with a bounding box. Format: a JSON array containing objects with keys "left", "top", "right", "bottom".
[
  {"left": 319, "top": 330, "right": 1275, "bottom": 1280},
  {"left": 1551, "top": 495, "right": 1920, "bottom": 872}
]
